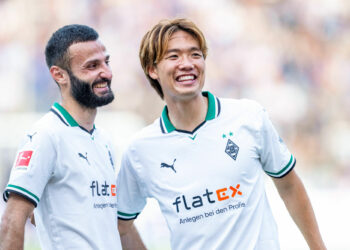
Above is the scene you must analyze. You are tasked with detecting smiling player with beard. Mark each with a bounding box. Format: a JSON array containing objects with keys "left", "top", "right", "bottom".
[
  {"left": 68, "top": 69, "right": 114, "bottom": 109},
  {"left": 0, "top": 24, "right": 142, "bottom": 250}
]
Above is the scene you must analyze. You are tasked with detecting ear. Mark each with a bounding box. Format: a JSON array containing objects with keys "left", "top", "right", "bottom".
[
  {"left": 148, "top": 66, "right": 159, "bottom": 80},
  {"left": 50, "top": 66, "right": 69, "bottom": 87}
]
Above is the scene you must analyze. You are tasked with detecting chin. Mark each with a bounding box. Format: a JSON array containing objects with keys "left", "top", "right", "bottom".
[
  {"left": 178, "top": 85, "right": 202, "bottom": 94},
  {"left": 174, "top": 90, "right": 202, "bottom": 100}
]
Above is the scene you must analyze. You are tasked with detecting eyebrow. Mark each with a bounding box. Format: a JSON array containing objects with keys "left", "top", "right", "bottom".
[
  {"left": 165, "top": 47, "right": 201, "bottom": 54},
  {"left": 84, "top": 54, "right": 110, "bottom": 65}
]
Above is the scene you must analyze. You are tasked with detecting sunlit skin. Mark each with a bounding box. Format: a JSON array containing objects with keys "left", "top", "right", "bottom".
[
  {"left": 68, "top": 40, "right": 112, "bottom": 98},
  {"left": 50, "top": 40, "right": 113, "bottom": 131},
  {"left": 148, "top": 30, "right": 208, "bottom": 131},
  {"left": 149, "top": 30, "right": 205, "bottom": 103}
]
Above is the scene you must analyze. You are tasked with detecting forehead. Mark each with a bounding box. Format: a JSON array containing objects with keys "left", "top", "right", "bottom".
[
  {"left": 167, "top": 30, "right": 200, "bottom": 49},
  {"left": 68, "top": 40, "right": 107, "bottom": 63}
]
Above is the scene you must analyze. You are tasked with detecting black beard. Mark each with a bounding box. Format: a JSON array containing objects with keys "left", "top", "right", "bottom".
[{"left": 68, "top": 71, "right": 114, "bottom": 109}]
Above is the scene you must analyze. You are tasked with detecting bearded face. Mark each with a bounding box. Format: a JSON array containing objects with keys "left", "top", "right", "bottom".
[{"left": 68, "top": 70, "right": 114, "bottom": 109}]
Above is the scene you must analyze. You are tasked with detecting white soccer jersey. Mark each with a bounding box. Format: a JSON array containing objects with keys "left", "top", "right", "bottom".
[
  {"left": 117, "top": 92, "right": 295, "bottom": 250},
  {"left": 3, "top": 103, "right": 122, "bottom": 250}
]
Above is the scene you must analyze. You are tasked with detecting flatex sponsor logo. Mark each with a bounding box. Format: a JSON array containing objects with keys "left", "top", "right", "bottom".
[
  {"left": 91, "top": 181, "right": 117, "bottom": 210},
  {"left": 172, "top": 184, "right": 243, "bottom": 213},
  {"left": 90, "top": 180, "right": 116, "bottom": 197},
  {"left": 174, "top": 184, "right": 246, "bottom": 225}
]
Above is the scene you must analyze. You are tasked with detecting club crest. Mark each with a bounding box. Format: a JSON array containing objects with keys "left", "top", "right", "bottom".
[{"left": 225, "top": 139, "right": 239, "bottom": 161}]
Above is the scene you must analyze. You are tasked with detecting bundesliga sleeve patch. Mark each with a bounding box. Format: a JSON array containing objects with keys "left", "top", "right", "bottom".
[{"left": 15, "top": 151, "right": 33, "bottom": 169}]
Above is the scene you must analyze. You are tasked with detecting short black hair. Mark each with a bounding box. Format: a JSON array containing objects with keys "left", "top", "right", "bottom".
[{"left": 45, "top": 24, "right": 99, "bottom": 70}]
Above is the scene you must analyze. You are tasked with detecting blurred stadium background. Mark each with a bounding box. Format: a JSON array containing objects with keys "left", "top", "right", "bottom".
[{"left": 0, "top": 0, "right": 349, "bottom": 249}]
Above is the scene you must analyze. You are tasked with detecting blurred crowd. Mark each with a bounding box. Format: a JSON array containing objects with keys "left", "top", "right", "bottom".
[{"left": 0, "top": 0, "right": 349, "bottom": 186}]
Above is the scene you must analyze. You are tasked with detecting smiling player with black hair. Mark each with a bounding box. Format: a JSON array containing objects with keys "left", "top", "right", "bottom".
[{"left": 0, "top": 24, "right": 140, "bottom": 250}]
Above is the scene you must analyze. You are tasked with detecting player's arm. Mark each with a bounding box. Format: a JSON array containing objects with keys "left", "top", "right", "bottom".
[
  {"left": 0, "top": 193, "right": 35, "bottom": 250},
  {"left": 273, "top": 169, "right": 326, "bottom": 250},
  {"left": 118, "top": 219, "right": 147, "bottom": 250}
]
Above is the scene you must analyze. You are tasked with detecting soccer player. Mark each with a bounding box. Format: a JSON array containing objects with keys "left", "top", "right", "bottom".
[
  {"left": 0, "top": 24, "right": 137, "bottom": 249},
  {"left": 117, "top": 18, "right": 327, "bottom": 249}
]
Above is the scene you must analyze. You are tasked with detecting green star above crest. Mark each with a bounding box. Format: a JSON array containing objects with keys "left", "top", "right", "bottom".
[{"left": 222, "top": 131, "right": 234, "bottom": 139}]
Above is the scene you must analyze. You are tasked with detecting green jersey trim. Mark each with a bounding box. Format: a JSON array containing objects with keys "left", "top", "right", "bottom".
[
  {"left": 265, "top": 154, "right": 296, "bottom": 178},
  {"left": 204, "top": 91, "right": 216, "bottom": 120},
  {"left": 6, "top": 184, "right": 40, "bottom": 203},
  {"left": 160, "top": 91, "right": 219, "bottom": 133},
  {"left": 52, "top": 102, "right": 79, "bottom": 127},
  {"left": 117, "top": 211, "right": 139, "bottom": 220},
  {"left": 161, "top": 107, "right": 176, "bottom": 133}
]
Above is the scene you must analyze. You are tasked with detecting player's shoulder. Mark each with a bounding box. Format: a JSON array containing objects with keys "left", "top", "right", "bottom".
[
  {"left": 128, "top": 119, "right": 160, "bottom": 143},
  {"left": 16, "top": 111, "right": 59, "bottom": 148},
  {"left": 123, "top": 118, "right": 163, "bottom": 154},
  {"left": 27, "top": 111, "right": 57, "bottom": 134},
  {"left": 219, "top": 96, "right": 264, "bottom": 115}
]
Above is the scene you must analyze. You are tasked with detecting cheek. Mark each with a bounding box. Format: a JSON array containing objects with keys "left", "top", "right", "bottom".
[
  {"left": 199, "top": 65, "right": 205, "bottom": 77},
  {"left": 199, "top": 61, "right": 205, "bottom": 70},
  {"left": 160, "top": 66, "right": 174, "bottom": 79}
]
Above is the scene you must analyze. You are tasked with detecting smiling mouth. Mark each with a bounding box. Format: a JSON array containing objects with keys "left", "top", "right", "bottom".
[
  {"left": 93, "top": 82, "right": 108, "bottom": 88},
  {"left": 176, "top": 75, "right": 197, "bottom": 82},
  {"left": 92, "top": 81, "right": 111, "bottom": 95}
]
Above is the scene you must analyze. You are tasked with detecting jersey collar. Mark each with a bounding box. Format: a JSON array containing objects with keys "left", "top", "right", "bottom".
[
  {"left": 51, "top": 102, "right": 79, "bottom": 127},
  {"left": 160, "top": 91, "right": 221, "bottom": 134},
  {"left": 50, "top": 102, "right": 95, "bottom": 133}
]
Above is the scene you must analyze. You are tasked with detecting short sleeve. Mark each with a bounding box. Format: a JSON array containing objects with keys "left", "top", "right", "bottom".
[
  {"left": 258, "top": 108, "right": 296, "bottom": 178},
  {"left": 117, "top": 149, "right": 147, "bottom": 220},
  {"left": 3, "top": 129, "right": 56, "bottom": 207}
]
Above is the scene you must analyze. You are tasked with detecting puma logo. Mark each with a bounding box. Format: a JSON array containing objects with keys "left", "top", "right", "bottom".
[
  {"left": 160, "top": 159, "right": 176, "bottom": 173},
  {"left": 27, "top": 132, "right": 37, "bottom": 142},
  {"left": 78, "top": 152, "right": 90, "bottom": 165}
]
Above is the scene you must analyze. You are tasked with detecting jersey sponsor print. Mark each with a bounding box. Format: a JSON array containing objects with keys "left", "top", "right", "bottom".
[
  {"left": 90, "top": 180, "right": 117, "bottom": 209},
  {"left": 173, "top": 183, "right": 245, "bottom": 225},
  {"left": 117, "top": 92, "right": 294, "bottom": 250}
]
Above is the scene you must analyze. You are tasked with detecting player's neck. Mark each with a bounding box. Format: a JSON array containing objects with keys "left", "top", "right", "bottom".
[
  {"left": 166, "top": 94, "right": 208, "bottom": 132},
  {"left": 61, "top": 99, "right": 97, "bottom": 132}
]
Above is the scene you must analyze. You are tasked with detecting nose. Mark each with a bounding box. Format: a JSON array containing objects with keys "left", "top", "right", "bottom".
[
  {"left": 100, "top": 63, "right": 113, "bottom": 80},
  {"left": 178, "top": 56, "right": 194, "bottom": 70}
]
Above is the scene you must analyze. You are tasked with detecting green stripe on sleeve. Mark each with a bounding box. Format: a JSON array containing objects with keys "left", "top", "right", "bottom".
[
  {"left": 265, "top": 155, "right": 294, "bottom": 177},
  {"left": 117, "top": 211, "right": 138, "bottom": 217},
  {"left": 7, "top": 184, "right": 40, "bottom": 203}
]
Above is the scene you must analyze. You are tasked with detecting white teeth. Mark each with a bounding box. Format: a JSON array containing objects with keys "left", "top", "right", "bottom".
[
  {"left": 94, "top": 83, "right": 107, "bottom": 88},
  {"left": 178, "top": 75, "right": 194, "bottom": 81}
]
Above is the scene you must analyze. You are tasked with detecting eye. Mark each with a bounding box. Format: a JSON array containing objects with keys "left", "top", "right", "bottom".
[
  {"left": 105, "top": 59, "right": 110, "bottom": 65},
  {"left": 192, "top": 52, "right": 203, "bottom": 58},
  {"left": 167, "top": 54, "right": 178, "bottom": 60},
  {"left": 87, "top": 63, "right": 97, "bottom": 69}
]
